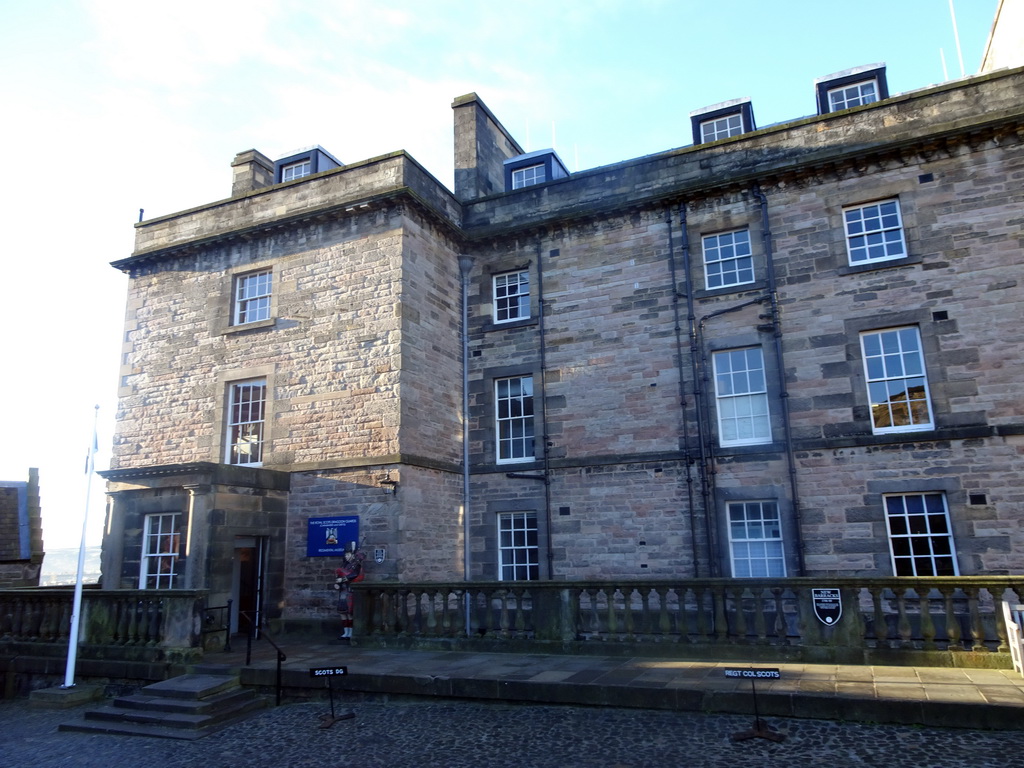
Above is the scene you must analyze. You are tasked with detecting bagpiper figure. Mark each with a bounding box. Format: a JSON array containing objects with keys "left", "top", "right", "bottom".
[{"left": 334, "top": 544, "right": 365, "bottom": 641}]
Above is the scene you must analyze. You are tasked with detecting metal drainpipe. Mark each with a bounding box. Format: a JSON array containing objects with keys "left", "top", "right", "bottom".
[
  {"left": 680, "top": 204, "right": 714, "bottom": 577},
  {"left": 459, "top": 255, "right": 473, "bottom": 634},
  {"left": 666, "top": 208, "right": 700, "bottom": 576},
  {"left": 752, "top": 185, "right": 806, "bottom": 576},
  {"left": 535, "top": 243, "right": 555, "bottom": 579}
]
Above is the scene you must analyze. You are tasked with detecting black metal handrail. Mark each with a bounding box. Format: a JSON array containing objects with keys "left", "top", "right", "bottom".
[
  {"left": 239, "top": 610, "right": 287, "bottom": 706},
  {"left": 201, "top": 599, "right": 233, "bottom": 652}
]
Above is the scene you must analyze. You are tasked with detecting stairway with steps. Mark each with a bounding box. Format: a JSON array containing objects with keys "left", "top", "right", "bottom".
[{"left": 59, "top": 673, "right": 269, "bottom": 740}]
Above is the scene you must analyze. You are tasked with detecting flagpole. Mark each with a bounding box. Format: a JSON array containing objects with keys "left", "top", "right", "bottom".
[{"left": 63, "top": 404, "right": 99, "bottom": 689}]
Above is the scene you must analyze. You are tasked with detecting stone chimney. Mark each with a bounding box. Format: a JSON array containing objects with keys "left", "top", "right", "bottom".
[
  {"left": 452, "top": 93, "right": 524, "bottom": 202},
  {"left": 231, "top": 149, "right": 274, "bottom": 196}
]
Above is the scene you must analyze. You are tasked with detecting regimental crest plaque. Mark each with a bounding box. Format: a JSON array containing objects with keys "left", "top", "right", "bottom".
[{"left": 811, "top": 588, "right": 842, "bottom": 626}]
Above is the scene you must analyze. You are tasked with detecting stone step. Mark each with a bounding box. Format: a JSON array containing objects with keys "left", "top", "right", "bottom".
[{"left": 58, "top": 673, "right": 269, "bottom": 740}]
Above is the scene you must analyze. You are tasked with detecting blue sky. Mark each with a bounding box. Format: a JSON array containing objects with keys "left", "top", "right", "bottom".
[{"left": 0, "top": 0, "right": 999, "bottom": 547}]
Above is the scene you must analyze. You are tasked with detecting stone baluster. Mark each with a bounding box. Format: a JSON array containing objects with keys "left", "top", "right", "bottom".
[
  {"left": 771, "top": 587, "right": 787, "bottom": 643},
  {"left": 622, "top": 587, "right": 635, "bottom": 640},
  {"left": 657, "top": 587, "right": 672, "bottom": 639},
  {"left": 606, "top": 587, "right": 619, "bottom": 638},
  {"left": 941, "top": 587, "right": 962, "bottom": 650},
  {"left": 896, "top": 589, "right": 913, "bottom": 648},
  {"left": 916, "top": 587, "right": 936, "bottom": 650},
  {"left": 713, "top": 586, "right": 728, "bottom": 643},
  {"left": 499, "top": 589, "right": 511, "bottom": 638},
  {"left": 638, "top": 587, "right": 652, "bottom": 637},
  {"left": 512, "top": 587, "right": 526, "bottom": 636},
  {"left": 585, "top": 588, "right": 600, "bottom": 637},
  {"left": 753, "top": 587, "right": 767, "bottom": 643},
  {"left": 965, "top": 587, "right": 984, "bottom": 651},
  {"left": 869, "top": 586, "right": 888, "bottom": 647},
  {"left": 731, "top": 586, "right": 747, "bottom": 642},
  {"left": 695, "top": 586, "right": 710, "bottom": 642}
]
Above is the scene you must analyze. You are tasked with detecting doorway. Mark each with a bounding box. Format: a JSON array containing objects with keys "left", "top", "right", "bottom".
[{"left": 232, "top": 536, "right": 268, "bottom": 636}]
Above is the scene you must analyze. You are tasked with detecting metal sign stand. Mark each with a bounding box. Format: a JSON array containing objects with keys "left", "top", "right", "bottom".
[
  {"left": 725, "top": 668, "right": 785, "bottom": 743},
  {"left": 310, "top": 666, "right": 354, "bottom": 728}
]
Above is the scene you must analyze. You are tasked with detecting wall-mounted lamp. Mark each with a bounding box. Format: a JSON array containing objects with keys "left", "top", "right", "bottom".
[{"left": 379, "top": 472, "right": 398, "bottom": 495}]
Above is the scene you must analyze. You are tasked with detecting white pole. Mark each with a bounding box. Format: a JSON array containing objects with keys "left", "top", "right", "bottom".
[
  {"left": 948, "top": 0, "right": 965, "bottom": 77},
  {"left": 63, "top": 405, "right": 99, "bottom": 688}
]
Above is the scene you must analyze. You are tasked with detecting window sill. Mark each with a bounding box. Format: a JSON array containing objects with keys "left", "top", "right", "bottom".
[
  {"left": 838, "top": 253, "right": 921, "bottom": 276},
  {"left": 693, "top": 281, "right": 766, "bottom": 301},
  {"left": 217, "top": 318, "right": 277, "bottom": 336},
  {"left": 481, "top": 318, "right": 538, "bottom": 333}
]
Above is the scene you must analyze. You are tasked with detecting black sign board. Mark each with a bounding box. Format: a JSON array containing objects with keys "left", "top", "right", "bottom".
[
  {"left": 811, "top": 588, "right": 842, "bottom": 626},
  {"left": 724, "top": 668, "right": 781, "bottom": 680},
  {"left": 310, "top": 666, "right": 348, "bottom": 678}
]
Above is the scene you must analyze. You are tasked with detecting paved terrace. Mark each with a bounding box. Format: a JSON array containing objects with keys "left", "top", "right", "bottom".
[{"left": 211, "top": 638, "right": 1024, "bottom": 731}]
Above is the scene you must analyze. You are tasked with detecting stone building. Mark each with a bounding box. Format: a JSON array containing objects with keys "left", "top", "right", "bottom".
[
  {"left": 100, "top": 61, "right": 1024, "bottom": 632},
  {"left": 0, "top": 468, "right": 44, "bottom": 587}
]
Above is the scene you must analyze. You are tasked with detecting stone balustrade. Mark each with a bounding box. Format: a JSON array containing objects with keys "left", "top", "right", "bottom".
[
  {"left": 0, "top": 588, "right": 206, "bottom": 663},
  {"left": 356, "top": 577, "right": 1024, "bottom": 667}
]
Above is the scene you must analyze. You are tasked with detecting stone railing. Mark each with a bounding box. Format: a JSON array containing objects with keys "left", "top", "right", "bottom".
[
  {"left": 0, "top": 588, "right": 206, "bottom": 663},
  {"left": 356, "top": 577, "right": 1024, "bottom": 667}
]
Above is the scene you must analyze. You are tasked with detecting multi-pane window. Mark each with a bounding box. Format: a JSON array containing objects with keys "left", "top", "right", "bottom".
[
  {"left": 227, "top": 379, "right": 267, "bottom": 465},
  {"left": 140, "top": 513, "right": 181, "bottom": 589},
  {"left": 728, "top": 502, "right": 785, "bottom": 578},
  {"left": 511, "top": 164, "right": 546, "bottom": 189},
  {"left": 701, "top": 113, "right": 743, "bottom": 142},
  {"left": 498, "top": 511, "right": 539, "bottom": 581},
  {"left": 495, "top": 375, "right": 534, "bottom": 463},
  {"left": 281, "top": 160, "right": 311, "bottom": 181},
  {"left": 860, "top": 328, "right": 933, "bottom": 433},
  {"left": 843, "top": 199, "right": 906, "bottom": 264},
  {"left": 713, "top": 348, "right": 771, "bottom": 446},
  {"left": 233, "top": 269, "right": 272, "bottom": 325},
  {"left": 493, "top": 270, "right": 530, "bottom": 323},
  {"left": 828, "top": 80, "right": 878, "bottom": 111},
  {"left": 884, "top": 493, "right": 958, "bottom": 576},
  {"left": 703, "top": 229, "right": 754, "bottom": 289}
]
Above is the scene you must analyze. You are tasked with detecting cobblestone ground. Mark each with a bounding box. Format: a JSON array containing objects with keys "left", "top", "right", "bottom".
[{"left": 4, "top": 697, "right": 1024, "bottom": 768}]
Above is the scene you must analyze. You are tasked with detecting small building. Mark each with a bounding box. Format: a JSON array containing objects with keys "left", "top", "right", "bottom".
[{"left": 0, "top": 469, "right": 44, "bottom": 587}]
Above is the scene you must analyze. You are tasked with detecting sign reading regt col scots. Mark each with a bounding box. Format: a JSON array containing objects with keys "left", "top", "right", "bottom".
[{"left": 307, "top": 516, "right": 359, "bottom": 557}]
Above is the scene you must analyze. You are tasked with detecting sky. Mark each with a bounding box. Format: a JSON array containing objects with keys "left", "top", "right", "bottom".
[{"left": 0, "top": 0, "right": 999, "bottom": 549}]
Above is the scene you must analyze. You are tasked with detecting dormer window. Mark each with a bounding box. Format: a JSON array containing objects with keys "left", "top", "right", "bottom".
[
  {"left": 503, "top": 150, "right": 569, "bottom": 193},
  {"left": 512, "top": 164, "right": 546, "bottom": 190},
  {"left": 273, "top": 146, "right": 342, "bottom": 184},
  {"left": 281, "top": 160, "right": 311, "bottom": 182},
  {"left": 815, "top": 64, "right": 888, "bottom": 115},
  {"left": 690, "top": 99, "right": 755, "bottom": 145}
]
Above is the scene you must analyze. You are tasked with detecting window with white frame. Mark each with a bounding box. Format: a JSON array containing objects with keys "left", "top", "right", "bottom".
[
  {"left": 226, "top": 379, "right": 267, "bottom": 465},
  {"left": 728, "top": 501, "right": 785, "bottom": 577},
  {"left": 498, "top": 511, "right": 539, "bottom": 580},
  {"left": 281, "top": 160, "right": 311, "bottom": 182},
  {"left": 511, "top": 164, "right": 545, "bottom": 189},
  {"left": 703, "top": 229, "right": 754, "bottom": 289},
  {"left": 713, "top": 348, "right": 771, "bottom": 446},
  {"left": 843, "top": 199, "right": 906, "bottom": 265},
  {"left": 139, "top": 513, "right": 181, "bottom": 589},
  {"left": 860, "top": 327, "right": 933, "bottom": 434},
  {"left": 493, "top": 270, "right": 530, "bottom": 323},
  {"left": 495, "top": 375, "right": 534, "bottom": 463},
  {"left": 701, "top": 113, "right": 743, "bottom": 142},
  {"left": 884, "top": 493, "right": 958, "bottom": 576},
  {"left": 828, "top": 79, "right": 878, "bottom": 111},
  {"left": 233, "top": 269, "right": 272, "bottom": 325}
]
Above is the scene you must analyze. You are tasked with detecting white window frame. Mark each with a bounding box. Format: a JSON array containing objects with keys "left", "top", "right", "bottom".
[
  {"left": 226, "top": 379, "right": 267, "bottom": 466},
  {"left": 828, "top": 79, "right": 878, "bottom": 111},
  {"left": 703, "top": 229, "right": 754, "bottom": 289},
  {"left": 139, "top": 513, "right": 181, "bottom": 589},
  {"left": 493, "top": 270, "right": 530, "bottom": 323},
  {"left": 233, "top": 269, "right": 272, "bottom": 325},
  {"left": 281, "top": 160, "right": 311, "bottom": 182},
  {"left": 713, "top": 348, "right": 771, "bottom": 447},
  {"left": 511, "top": 164, "right": 545, "bottom": 189},
  {"left": 728, "top": 501, "right": 786, "bottom": 578},
  {"left": 495, "top": 375, "right": 534, "bottom": 464},
  {"left": 883, "top": 493, "right": 958, "bottom": 576},
  {"left": 700, "top": 113, "right": 743, "bottom": 142},
  {"left": 860, "top": 327, "right": 933, "bottom": 434},
  {"left": 843, "top": 199, "right": 907, "bottom": 265},
  {"left": 498, "top": 511, "right": 539, "bottom": 581}
]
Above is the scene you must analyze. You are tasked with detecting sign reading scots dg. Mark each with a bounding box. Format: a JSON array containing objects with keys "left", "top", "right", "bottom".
[{"left": 307, "top": 516, "right": 359, "bottom": 557}]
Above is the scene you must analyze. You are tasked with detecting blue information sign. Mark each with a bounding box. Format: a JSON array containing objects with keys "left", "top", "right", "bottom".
[{"left": 307, "top": 516, "right": 359, "bottom": 557}]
